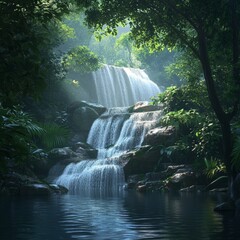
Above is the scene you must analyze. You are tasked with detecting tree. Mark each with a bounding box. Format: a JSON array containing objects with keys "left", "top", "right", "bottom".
[
  {"left": 80, "top": 0, "right": 240, "bottom": 200},
  {"left": 115, "top": 32, "right": 134, "bottom": 66},
  {"left": 0, "top": 0, "right": 71, "bottom": 106},
  {"left": 63, "top": 46, "right": 100, "bottom": 73}
]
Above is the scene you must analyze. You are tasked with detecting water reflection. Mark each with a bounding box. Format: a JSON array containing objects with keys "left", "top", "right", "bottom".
[{"left": 0, "top": 192, "right": 240, "bottom": 240}]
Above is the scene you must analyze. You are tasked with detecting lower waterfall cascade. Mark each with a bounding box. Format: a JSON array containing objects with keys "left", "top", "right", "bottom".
[
  {"left": 52, "top": 109, "right": 163, "bottom": 195},
  {"left": 51, "top": 66, "right": 163, "bottom": 196}
]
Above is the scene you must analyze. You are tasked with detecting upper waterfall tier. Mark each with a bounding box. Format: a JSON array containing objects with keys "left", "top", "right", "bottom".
[{"left": 92, "top": 65, "right": 161, "bottom": 108}]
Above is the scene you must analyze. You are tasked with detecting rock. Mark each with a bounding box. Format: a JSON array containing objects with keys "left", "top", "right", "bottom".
[
  {"left": 70, "top": 106, "right": 99, "bottom": 132},
  {"left": 20, "top": 183, "right": 51, "bottom": 195},
  {"left": 143, "top": 126, "right": 176, "bottom": 146},
  {"left": 166, "top": 171, "right": 196, "bottom": 191},
  {"left": 122, "top": 146, "right": 161, "bottom": 178},
  {"left": 48, "top": 147, "right": 78, "bottom": 161},
  {"left": 126, "top": 174, "right": 145, "bottom": 189},
  {"left": 164, "top": 165, "right": 187, "bottom": 175},
  {"left": 170, "top": 172, "right": 195, "bottom": 184},
  {"left": 130, "top": 101, "right": 163, "bottom": 113},
  {"left": 75, "top": 146, "right": 98, "bottom": 159},
  {"left": 49, "top": 184, "right": 68, "bottom": 194},
  {"left": 67, "top": 101, "right": 106, "bottom": 116},
  {"left": 179, "top": 185, "right": 205, "bottom": 192},
  {"left": 137, "top": 185, "right": 147, "bottom": 192},
  {"left": 73, "top": 141, "right": 95, "bottom": 151},
  {"left": 0, "top": 172, "right": 67, "bottom": 196}
]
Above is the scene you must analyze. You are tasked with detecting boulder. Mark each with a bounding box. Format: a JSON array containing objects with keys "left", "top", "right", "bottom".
[
  {"left": 0, "top": 172, "right": 67, "bottom": 196},
  {"left": 48, "top": 147, "right": 78, "bottom": 161},
  {"left": 166, "top": 171, "right": 196, "bottom": 191},
  {"left": 143, "top": 126, "right": 176, "bottom": 146},
  {"left": 70, "top": 106, "right": 99, "bottom": 132},
  {"left": 137, "top": 185, "right": 147, "bottom": 193},
  {"left": 67, "top": 101, "right": 106, "bottom": 116},
  {"left": 49, "top": 184, "right": 68, "bottom": 194},
  {"left": 164, "top": 165, "right": 187, "bottom": 175},
  {"left": 73, "top": 141, "right": 98, "bottom": 159},
  {"left": 73, "top": 141, "right": 95, "bottom": 150},
  {"left": 20, "top": 183, "right": 52, "bottom": 195},
  {"left": 121, "top": 146, "right": 161, "bottom": 178},
  {"left": 75, "top": 147, "right": 98, "bottom": 159},
  {"left": 130, "top": 101, "right": 163, "bottom": 113}
]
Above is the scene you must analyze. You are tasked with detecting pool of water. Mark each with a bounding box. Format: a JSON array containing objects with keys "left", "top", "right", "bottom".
[{"left": 0, "top": 191, "right": 240, "bottom": 240}]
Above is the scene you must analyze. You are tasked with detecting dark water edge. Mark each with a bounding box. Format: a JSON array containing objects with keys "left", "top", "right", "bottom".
[{"left": 0, "top": 191, "right": 240, "bottom": 240}]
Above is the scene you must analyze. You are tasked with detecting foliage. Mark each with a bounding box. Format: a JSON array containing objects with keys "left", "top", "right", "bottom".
[
  {"left": 0, "top": 104, "right": 72, "bottom": 172},
  {"left": 152, "top": 82, "right": 211, "bottom": 113},
  {"left": 194, "top": 118, "right": 222, "bottom": 160},
  {"left": 59, "top": 13, "right": 94, "bottom": 51},
  {"left": 165, "top": 51, "right": 202, "bottom": 85},
  {"left": 161, "top": 109, "right": 199, "bottom": 131},
  {"left": 0, "top": 105, "right": 44, "bottom": 171},
  {"left": 115, "top": 32, "right": 134, "bottom": 66},
  {"left": 136, "top": 48, "right": 180, "bottom": 87},
  {"left": 89, "top": 30, "right": 140, "bottom": 67},
  {"left": 0, "top": 0, "right": 76, "bottom": 106},
  {"left": 63, "top": 45, "right": 101, "bottom": 73},
  {"left": 38, "top": 123, "right": 70, "bottom": 151},
  {"left": 204, "top": 158, "right": 226, "bottom": 178},
  {"left": 152, "top": 82, "right": 223, "bottom": 167}
]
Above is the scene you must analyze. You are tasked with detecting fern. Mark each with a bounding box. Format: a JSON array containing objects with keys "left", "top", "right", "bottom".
[
  {"left": 204, "top": 157, "right": 226, "bottom": 178},
  {"left": 39, "top": 123, "right": 70, "bottom": 150}
]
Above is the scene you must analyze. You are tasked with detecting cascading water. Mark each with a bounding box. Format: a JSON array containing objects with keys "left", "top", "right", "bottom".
[
  {"left": 92, "top": 65, "right": 160, "bottom": 108},
  {"left": 54, "top": 109, "right": 163, "bottom": 195},
  {"left": 51, "top": 66, "right": 162, "bottom": 196}
]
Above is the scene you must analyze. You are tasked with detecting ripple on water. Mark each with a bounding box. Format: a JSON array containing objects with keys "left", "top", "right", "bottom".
[{"left": 0, "top": 192, "right": 240, "bottom": 240}]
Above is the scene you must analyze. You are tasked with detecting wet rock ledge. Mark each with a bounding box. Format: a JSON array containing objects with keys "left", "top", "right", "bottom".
[{"left": 0, "top": 172, "right": 68, "bottom": 196}]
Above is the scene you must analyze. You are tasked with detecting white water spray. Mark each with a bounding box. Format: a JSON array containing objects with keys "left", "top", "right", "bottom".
[{"left": 92, "top": 65, "right": 160, "bottom": 108}]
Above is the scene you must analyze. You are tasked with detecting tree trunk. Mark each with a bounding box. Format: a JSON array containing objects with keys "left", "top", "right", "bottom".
[{"left": 197, "top": 27, "right": 238, "bottom": 201}]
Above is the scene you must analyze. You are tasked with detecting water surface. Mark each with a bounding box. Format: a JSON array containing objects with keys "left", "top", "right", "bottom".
[{"left": 0, "top": 192, "right": 240, "bottom": 240}]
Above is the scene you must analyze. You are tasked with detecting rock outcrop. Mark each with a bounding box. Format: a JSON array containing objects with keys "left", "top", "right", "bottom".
[
  {"left": 0, "top": 172, "right": 68, "bottom": 196},
  {"left": 130, "top": 101, "right": 163, "bottom": 113},
  {"left": 67, "top": 101, "right": 106, "bottom": 141},
  {"left": 143, "top": 126, "right": 176, "bottom": 146},
  {"left": 121, "top": 146, "right": 161, "bottom": 179}
]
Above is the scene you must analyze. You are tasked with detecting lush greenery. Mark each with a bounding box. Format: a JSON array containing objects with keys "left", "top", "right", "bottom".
[
  {"left": 152, "top": 84, "right": 225, "bottom": 177},
  {"left": 81, "top": 0, "right": 240, "bottom": 198},
  {"left": 0, "top": 1, "right": 101, "bottom": 173}
]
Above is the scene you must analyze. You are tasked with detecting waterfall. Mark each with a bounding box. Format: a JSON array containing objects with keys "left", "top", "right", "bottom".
[
  {"left": 92, "top": 65, "right": 160, "bottom": 108},
  {"left": 87, "top": 110, "right": 163, "bottom": 159},
  {"left": 51, "top": 66, "right": 162, "bottom": 196},
  {"left": 53, "top": 109, "right": 162, "bottom": 195}
]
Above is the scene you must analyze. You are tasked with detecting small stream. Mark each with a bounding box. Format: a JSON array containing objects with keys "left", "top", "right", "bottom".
[{"left": 1, "top": 192, "right": 240, "bottom": 240}]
